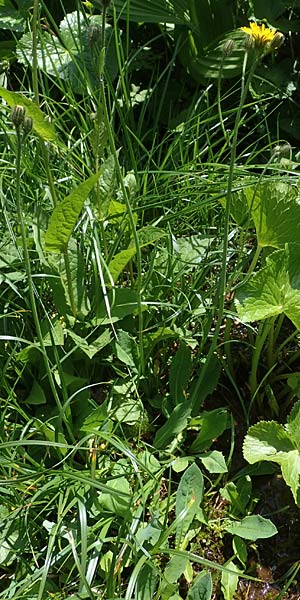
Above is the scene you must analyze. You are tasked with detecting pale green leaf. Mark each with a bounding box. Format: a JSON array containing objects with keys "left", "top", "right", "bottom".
[
  {"left": 109, "top": 226, "right": 165, "bottom": 282},
  {"left": 98, "top": 477, "right": 131, "bottom": 517},
  {"left": 136, "top": 564, "right": 157, "bottom": 600},
  {"left": 199, "top": 450, "right": 228, "bottom": 474},
  {"left": 235, "top": 243, "right": 300, "bottom": 328},
  {"left": 221, "top": 561, "right": 240, "bottom": 600},
  {"left": 286, "top": 401, "right": 300, "bottom": 447},
  {"left": 164, "top": 555, "right": 188, "bottom": 584},
  {"left": 187, "top": 571, "right": 212, "bottom": 600},
  {"left": 224, "top": 515, "right": 277, "bottom": 541},
  {"left": 243, "top": 421, "right": 294, "bottom": 463},
  {"left": 246, "top": 181, "right": 300, "bottom": 248},
  {"left": 175, "top": 463, "right": 204, "bottom": 547}
]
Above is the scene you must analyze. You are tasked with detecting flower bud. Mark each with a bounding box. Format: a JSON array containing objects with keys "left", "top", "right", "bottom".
[
  {"left": 270, "top": 32, "right": 285, "bottom": 50},
  {"left": 11, "top": 105, "right": 25, "bottom": 128},
  {"left": 87, "top": 23, "right": 101, "bottom": 45},
  {"left": 23, "top": 116, "right": 33, "bottom": 134},
  {"left": 223, "top": 39, "right": 235, "bottom": 56}
]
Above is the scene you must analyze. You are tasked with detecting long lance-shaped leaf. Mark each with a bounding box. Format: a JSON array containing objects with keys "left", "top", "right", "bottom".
[
  {"left": 0, "top": 87, "right": 56, "bottom": 142},
  {"left": 45, "top": 173, "right": 101, "bottom": 253}
]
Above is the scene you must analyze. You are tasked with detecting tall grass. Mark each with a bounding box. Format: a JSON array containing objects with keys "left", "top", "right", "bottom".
[{"left": 0, "top": 1, "right": 298, "bottom": 599}]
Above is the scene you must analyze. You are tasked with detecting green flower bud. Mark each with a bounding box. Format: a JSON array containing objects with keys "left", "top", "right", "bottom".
[
  {"left": 23, "top": 116, "right": 33, "bottom": 134},
  {"left": 11, "top": 105, "right": 25, "bottom": 128},
  {"left": 88, "top": 23, "right": 102, "bottom": 45},
  {"left": 223, "top": 39, "right": 235, "bottom": 56}
]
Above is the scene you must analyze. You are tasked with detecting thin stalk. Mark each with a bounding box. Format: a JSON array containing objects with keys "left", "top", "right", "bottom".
[
  {"left": 63, "top": 252, "right": 76, "bottom": 317},
  {"left": 98, "top": 5, "right": 145, "bottom": 374},
  {"left": 249, "top": 317, "right": 275, "bottom": 399},
  {"left": 190, "top": 52, "right": 258, "bottom": 414},
  {"left": 15, "top": 130, "right": 74, "bottom": 442}
]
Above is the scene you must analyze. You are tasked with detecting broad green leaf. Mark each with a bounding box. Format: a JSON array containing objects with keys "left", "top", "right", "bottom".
[
  {"left": 153, "top": 402, "right": 191, "bottom": 449},
  {"left": 0, "top": 0, "right": 32, "bottom": 32},
  {"left": 243, "top": 421, "right": 294, "bottom": 462},
  {"left": 80, "top": 403, "right": 108, "bottom": 433},
  {"left": 179, "top": 28, "right": 255, "bottom": 82},
  {"left": 108, "top": 246, "right": 137, "bottom": 283},
  {"left": 41, "top": 317, "right": 65, "bottom": 346},
  {"left": 191, "top": 355, "right": 221, "bottom": 414},
  {"left": 95, "top": 288, "right": 140, "bottom": 324},
  {"left": 220, "top": 562, "right": 241, "bottom": 600},
  {"left": 68, "top": 329, "right": 111, "bottom": 359},
  {"left": 115, "top": 329, "right": 138, "bottom": 368},
  {"left": 111, "top": 0, "right": 190, "bottom": 24},
  {"left": 280, "top": 452, "right": 300, "bottom": 506},
  {"left": 187, "top": 571, "right": 212, "bottom": 600},
  {"left": 172, "top": 458, "right": 189, "bottom": 473},
  {"left": 45, "top": 173, "right": 101, "bottom": 252},
  {"left": 155, "top": 234, "right": 213, "bottom": 275},
  {"left": 136, "top": 563, "right": 157, "bottom": 600},
  {"left": 224, "top": 515, "right": 277, "bottom": 541},
  {"left": 224, "top": 181, "right": 300, "bottom": 247},
  {"left": 220, "top": 476, "right": 252, "bottom": 517},
  {"left": 190, "top": 408, "right": 228, "bottom": 453},
  {"left": 0, "top": 87, "right": 56, "bottom": 141},
  {"left": 286, "top": 400, "right": 300, "bottom": 447},
  {"left": 245, "top": 181, "right": 300, "bottom": 248},
  {"left": 199, "top": 451, "right": 227, "bottom": 474},
  {"left": 235, "top": 243, "right": 300, "bottom": 328},
  {"left": 164, "top": 555, "right": 188, "bottom": 584},
  {"left": 243, "top": 415, "right": 300, "bottom": 505},
  {"left": 98, "top": 476, "right": 132, "bottom": 517},
  {"left": 17, "top": 13, "right": 119, "bottom": 93},
  {"left": 112, "top": 397, "right": 144, "bottom": 425},
  {"left": 233, "top": 537, "right": 247, "bottom": 568},
  {"left": 108, "top": 226, "right": 165, "bottom": 282},
  {"left": 169, "top": 342, "right": 192, "bottom": 405},
  {"left": 175, "top": 464, "right": 204, "bottom": 547},
  {"left": 26, "top": 380, "right": 46, "bottom": 406},
  {"left": 95, "top": 154, "right": 115, "bottom": 219}
]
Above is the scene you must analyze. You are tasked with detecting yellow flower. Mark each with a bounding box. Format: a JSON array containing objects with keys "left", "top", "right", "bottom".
[{"left": 241, "top": 21, "right": 278, "bottom": 48}]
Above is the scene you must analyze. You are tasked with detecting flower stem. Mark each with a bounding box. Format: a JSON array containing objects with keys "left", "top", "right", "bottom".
[{"left": 191, "top": 53, "right": 258, "bottom": 414}]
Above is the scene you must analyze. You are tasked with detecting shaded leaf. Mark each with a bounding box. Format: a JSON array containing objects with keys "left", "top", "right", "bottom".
[
  {"left": 153, "top": 402, "right": 191, "bottom": 449},
  {"left": 169, "top": 342, "right": 192, "bottom": 405}
]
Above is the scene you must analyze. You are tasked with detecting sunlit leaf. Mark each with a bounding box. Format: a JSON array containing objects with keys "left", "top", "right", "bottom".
[
  {"left": 0, "top": 87, "right": 56, "bottom": 141},
  {"left": 235, "top": 243, "right": 300, "bottom": 328},
  {"left": 45, "top": 172, "right": 101, "bottom": 252},
  {"left": 224, "top": 515, "right": 277, "bottom": 541}
]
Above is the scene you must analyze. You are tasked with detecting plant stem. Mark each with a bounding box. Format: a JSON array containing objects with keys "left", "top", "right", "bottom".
[
  {"left": 98, "top": 5, "right": 145, "bottom": 375},
  {"left": 15, "top": 130, "right": 74, "bottom": 441},
  {"left": 190, "top": 53, "right": 257, "bottom": 414},
  {"left": 249, "top": 317, "right": 275, "bottom": 401}
]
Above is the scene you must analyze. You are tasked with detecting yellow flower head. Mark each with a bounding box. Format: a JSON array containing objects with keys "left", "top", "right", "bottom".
[{"left": 241, "top": 22, "right": 278, "bottom": 49}]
